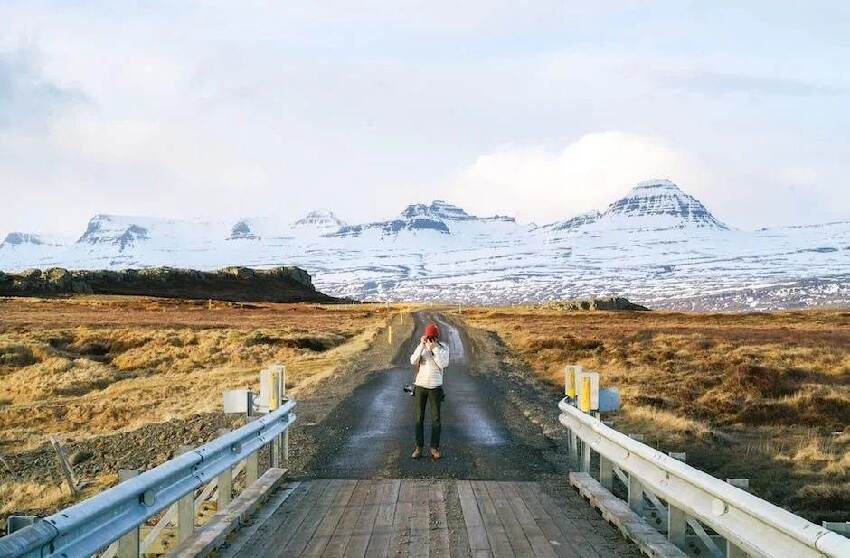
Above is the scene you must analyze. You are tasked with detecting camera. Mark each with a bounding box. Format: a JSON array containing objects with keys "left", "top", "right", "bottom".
[{"left": 403, "top": 384, "right": 415, "bottom": 396}]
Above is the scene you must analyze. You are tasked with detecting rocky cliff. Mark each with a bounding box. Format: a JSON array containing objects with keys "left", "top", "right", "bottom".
[
  {"left": 543, "top": 297, "right": 650, "bottom": 311},
  {"left": 0, "top": 266, "right": 343, "bottom": 303}
]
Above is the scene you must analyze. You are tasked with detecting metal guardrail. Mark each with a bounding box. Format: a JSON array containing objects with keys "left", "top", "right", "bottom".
[
  {"left": 0, "top": 400, "right": 296, "bottom": 558},
  {"left": 558, "top": 397, "right": 850, "bottom": 558}
]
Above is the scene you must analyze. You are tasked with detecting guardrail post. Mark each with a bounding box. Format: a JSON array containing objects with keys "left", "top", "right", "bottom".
[
  {"left": 568, "top": 431, "right": 578, "bottom": 466},
  {"left": 117, "top": 469, "right": 140, "bottom": 558},
  {"left": 216, "top": 429, "right": 233, "bottom": 509},
  {"left": 176, "top": 446, "right": 194, "bottom": 544},
  {"left": 282, "top": 367, "right": 289, "bottom": 462},
  {"left": 628, "top": 473, "right": 644, "bottom": 514},
  {"left": 667, "top": 504, "right": 687, "bottom": 548},
  {"left": 581, "top": 437, "right": 591, "bottom": 473},
  {"left": 246, "top": 449, "right": 259, "bottom": 485},
  {"left": 599, "top": 455, "right": 613, "bottom": 490},
  {"left": 726, "top": 540, "right": 747, "bottom": 557}
]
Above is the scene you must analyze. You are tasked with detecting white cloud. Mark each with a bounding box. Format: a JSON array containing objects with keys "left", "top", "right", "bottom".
[{"left": 442, "top": 132, "right": 708, "bottom": 223}]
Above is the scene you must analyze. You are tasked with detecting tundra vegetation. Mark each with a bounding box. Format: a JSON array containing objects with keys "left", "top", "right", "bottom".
[
  {"left": 0, "top": 296, "right": 393, "bottom": 518},
  {"left": 460, "top": 307, "right": 850, "bottom": 524}
]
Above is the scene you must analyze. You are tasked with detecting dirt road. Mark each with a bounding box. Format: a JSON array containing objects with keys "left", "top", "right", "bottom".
[{"left": 296, "top": 312, "right": 562, "bottom": 480}]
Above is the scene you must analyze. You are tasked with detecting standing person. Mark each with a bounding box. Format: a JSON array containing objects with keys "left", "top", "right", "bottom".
[{"left": 409, "top": 321, "right": 450, "bottom": 460}]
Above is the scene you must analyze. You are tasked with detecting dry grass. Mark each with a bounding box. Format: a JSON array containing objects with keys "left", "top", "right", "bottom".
[
  {"left": 0, "top": 296, "right": 398, "bottom": 452},
  {"left": 0, "top": 296, "right": 407, "bottom": 521},
  {"left": 460, "top": 307, "right": 850, "bottom": 522}
]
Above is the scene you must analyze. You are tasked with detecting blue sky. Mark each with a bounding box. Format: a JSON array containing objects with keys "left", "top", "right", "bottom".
[{"left": 1, "top": 1, "right": 848, "bottom": 237}]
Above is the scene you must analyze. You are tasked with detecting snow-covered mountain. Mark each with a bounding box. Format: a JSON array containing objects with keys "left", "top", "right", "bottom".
[
  {"left": 544, "top": 179, "right": 726, "bottom": 232},
  {"left": 2, "top": 180, "right": 848, "bottom": 310}
]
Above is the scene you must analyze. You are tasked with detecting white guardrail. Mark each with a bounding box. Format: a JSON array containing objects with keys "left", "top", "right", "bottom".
[
  {"left": 558, "top": 397, "right": 850, "bottom": 558},
  {"left": 0, "top": 399, "right": 296, "bottom": 558}
]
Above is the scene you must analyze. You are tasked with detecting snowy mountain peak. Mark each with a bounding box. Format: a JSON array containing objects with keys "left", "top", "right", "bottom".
[
  {"left": 1, "top": 232, "right": 57, "bottom": 248},
  {"left": 629, "top": 178, "right": 682, "bottom": 195},
  {"left": 400, "top": 200, "right": 475, "bottom": 221},
  {"left": 78, "top": 215, "right": 151, "bottom": 250},
  {"left": 601, "top": 179, "right": 727, "bottom": 230},
  {"left": 229, "top": 220, "right": 258, "bottom": 240},
  {"left": 293, "top": 210, "right": 346, "bottom": 229},
  {"left": 542, "top": 210, "right": 602, "bottom": 232}
]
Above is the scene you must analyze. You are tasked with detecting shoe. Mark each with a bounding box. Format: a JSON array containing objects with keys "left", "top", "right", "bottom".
[
  {"left": 430, "top": 447, "right": 441, "bottom": 460},
  {"left": 411, "top": 447, "right": 422, "bottom": 459}
]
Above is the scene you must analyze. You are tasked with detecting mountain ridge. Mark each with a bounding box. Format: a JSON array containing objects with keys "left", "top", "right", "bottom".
[{"left": 1, "top": 179, "right": 847, "bottom": 311}]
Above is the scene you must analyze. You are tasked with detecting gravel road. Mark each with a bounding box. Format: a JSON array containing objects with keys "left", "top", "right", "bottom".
[{"left": 293, "top": 312, "right": 565, "bottom": 481}]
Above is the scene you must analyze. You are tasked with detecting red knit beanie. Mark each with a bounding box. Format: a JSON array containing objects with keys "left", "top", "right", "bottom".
[{"left": 424, "top": 323, "right": 440, "bottom": 339}]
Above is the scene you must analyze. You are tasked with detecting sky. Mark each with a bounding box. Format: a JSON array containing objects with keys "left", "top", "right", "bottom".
[{"left": 1, "top": 1, "right": 849, "bottom": 239}]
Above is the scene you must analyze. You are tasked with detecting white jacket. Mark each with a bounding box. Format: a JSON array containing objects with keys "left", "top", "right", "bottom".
[{"left": 410, "top": 341, "right": 450, "bottom": 389}]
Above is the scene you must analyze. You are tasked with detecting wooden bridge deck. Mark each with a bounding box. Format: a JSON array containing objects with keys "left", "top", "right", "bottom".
[{"left": 218, "top": 479, "right": 642, "bottom": 558}]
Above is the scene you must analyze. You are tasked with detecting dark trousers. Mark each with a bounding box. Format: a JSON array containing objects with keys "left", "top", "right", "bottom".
[{"left": 414, "top": 385, "right": 443, "bottom": 448}]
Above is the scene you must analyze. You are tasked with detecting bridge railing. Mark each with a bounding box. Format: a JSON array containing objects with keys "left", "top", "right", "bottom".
[
  {"left": 0, "top": 400, "right": 296, "bottom": 558},
  {"left": 558, "top": 397, "right": 850, "bottom": 558}
]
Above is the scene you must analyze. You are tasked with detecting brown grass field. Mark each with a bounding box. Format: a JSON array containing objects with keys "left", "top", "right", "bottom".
[
  {"left": 0, "top": 296, "right": 397, "bottom": 517},
  {"left": 459, "top": 307, "right": 850, "bottom": 523}
]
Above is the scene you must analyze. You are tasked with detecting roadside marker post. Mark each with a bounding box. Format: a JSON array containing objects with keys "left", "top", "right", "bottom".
[
  {"left": 579, "top": 376, "right": 592, "bottom": 413},
  {"left": 227, "top": 364, "right": 290, "bottom": 466},
  {"left": 564, "top": 365, "right": 579, "bottom": 466},
  {"left": 564, "top": 365, "right": 579, "bottom": 399}
]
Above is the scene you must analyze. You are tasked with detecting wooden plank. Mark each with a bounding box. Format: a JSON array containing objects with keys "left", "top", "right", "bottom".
[
  {"left": 483, "top": 481, "right": 535, "bottom": 558},
  {"left": 365, "top": 479, "right": 401, "bottom": 558},
  {"left": 302, "top": 479, "right": 358, "bottom": 557},
  {"left": 219, "top": 480, "right": 313, "bottom": 558},
  {"left": 512, "top": 483, "right": 580, "bottom": 558},
  {"left": 285, "top": 479, "right": 344, "bottom": 556},
  {"left": 500, "top": 483, "right": 558, "bottom": 558},
  {"left": 166, "top": 469, "right": 289, "bottom": 558},
  {"left": 386, "top": 480, "right": 414, "bottom": 558},
  {"left": 428, "top": 483, "right": 451, "bottom": 558},
  {"left": 569, "top": 473, "right": 688, "bottom": 558},
  {"left": 345, "top": 480, "right": 384, "bottom": 558},
  {"left": 523, "top": 483, "right": 601, "bottom": 558},
  {"left": 409, "top": 483, "right": 431, "bottom": 558},
  {"left": 240, "top": 479, "right": 332, "bottom": 558},
  {"left": 457, "top": 480, "right": 490, "bottom": 552},
  {"left": 324, "top": 480, "right": 372, "bottom": 558},
  {"left": 399, "top": 479, "right": 416, "bottom": 503},
  {"left": 470, "top": 481, "right": 513, "bottom": 558}
]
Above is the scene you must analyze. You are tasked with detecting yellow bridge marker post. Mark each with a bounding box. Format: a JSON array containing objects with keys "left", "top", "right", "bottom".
[
  {"left": 579, "top": 376, "right": 592, "bottom": 472},
  {"left": 579, "top": 376, "right": 591, "bottom": 413},
  {"left": 564, "top": 366, "right": 576, "bottom": 399}
]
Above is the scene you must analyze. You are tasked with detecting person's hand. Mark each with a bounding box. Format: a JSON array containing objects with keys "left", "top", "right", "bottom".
[
  {"left": 420, "top": 335, "right": 428, "bottom": 346},
  {"left": 425, "top": 338, "right": 434, "bottom": 350}
]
